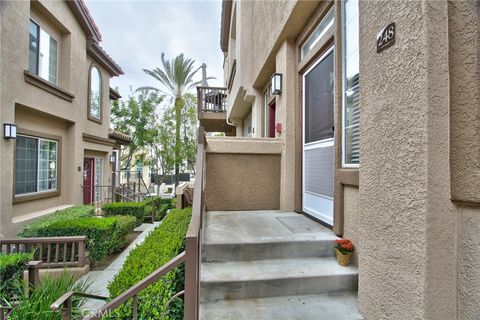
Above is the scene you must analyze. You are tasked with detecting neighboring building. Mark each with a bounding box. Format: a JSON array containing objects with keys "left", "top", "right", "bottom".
[
  {"left": 196, "top": 0, "right": 480, "bottom": 319},
  {"left": 0, "top": 0, "right": 124, "bottom": 237}
]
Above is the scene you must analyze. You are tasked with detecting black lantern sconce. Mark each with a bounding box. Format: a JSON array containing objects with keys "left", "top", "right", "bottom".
[{"left": 3, "top": 123, "right": 17, "bottom": 139}]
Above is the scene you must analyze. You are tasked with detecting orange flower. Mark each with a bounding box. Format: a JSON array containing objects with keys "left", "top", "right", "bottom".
[{"left": 335, "top": 239, "right": 354, "bottom": 253}]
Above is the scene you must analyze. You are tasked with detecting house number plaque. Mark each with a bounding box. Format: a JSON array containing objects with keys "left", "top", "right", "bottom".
[{"left": 377, "top": 22, "right": 395, "bottom": 53}]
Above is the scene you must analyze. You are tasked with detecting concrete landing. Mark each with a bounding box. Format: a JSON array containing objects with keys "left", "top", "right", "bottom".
[
  {"left": 200, "top": 292, "right": 363, "bottom": 320},
  {"left": 203, "top": 210, "right": 336, "bottom": 243}
]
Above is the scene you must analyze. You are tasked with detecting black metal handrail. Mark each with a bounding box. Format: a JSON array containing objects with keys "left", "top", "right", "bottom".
[{"left": 197, "top": 86, "right": 227, "bottom": 113}]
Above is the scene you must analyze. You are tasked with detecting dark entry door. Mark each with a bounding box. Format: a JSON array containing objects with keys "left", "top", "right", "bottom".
[
  {"left": 83, "top": 158, "right": 95, "bottom": 204},
  {"left": 269, "top": 102, "right": 276, "bottom": 138},
  {"left": 302, "top": 46, "right": 335, "bottom": 225}
]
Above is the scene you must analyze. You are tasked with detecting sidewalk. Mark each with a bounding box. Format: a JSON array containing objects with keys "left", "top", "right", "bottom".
[{"left": 79, "top": 222, "right": 160, "bottom": 312}]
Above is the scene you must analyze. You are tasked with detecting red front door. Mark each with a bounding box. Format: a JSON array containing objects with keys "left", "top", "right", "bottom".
[
  {"left": 269, "top": 102, "right": 276, "bottom": 138},
  {"left": 83, "top": 158, "right": 95, "bottom": 204}
]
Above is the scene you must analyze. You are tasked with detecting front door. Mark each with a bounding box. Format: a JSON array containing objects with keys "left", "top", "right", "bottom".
[
  {"left": 269, "top": 102, "right": 276, "bottom": 138},
  {"left": 302, "top": 46, "right": 335, "bottom": 225},
  {"left": 83, "top": 158, "right": 95, "bottom": 204}
]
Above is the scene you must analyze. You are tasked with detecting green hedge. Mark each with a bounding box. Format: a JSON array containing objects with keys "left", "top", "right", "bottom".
[
  {"left": 17, "top": 206, "right": 94, "bottom": 237},
  {"left": 107, "top": 208, "right": 192, "bottom": 320},
  {"left": 0, "top": 252, "right": 33, "bottom": 299},
  {"left": 26, "top": 216, "right": 136, "bottom": 263},
  {"left": 144, "top": 197, "right": 174, "bottom": 209},
  {"left": 102, "top": 202, "right": 145, "bottom": 226}
]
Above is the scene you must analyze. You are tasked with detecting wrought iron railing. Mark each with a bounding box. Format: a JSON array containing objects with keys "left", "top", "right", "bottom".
[{"left": 197, "top": 86, "right": 227, "bottom": 114}]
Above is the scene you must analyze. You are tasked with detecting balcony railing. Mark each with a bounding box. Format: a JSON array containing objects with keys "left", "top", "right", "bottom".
[{"left": 197, "top": 86, "right": 227, "bottom": 114}]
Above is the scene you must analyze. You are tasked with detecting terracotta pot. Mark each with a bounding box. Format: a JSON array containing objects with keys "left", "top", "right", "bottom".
[{"left": 335, "top": 247, "right": 352, "bottom": 267}]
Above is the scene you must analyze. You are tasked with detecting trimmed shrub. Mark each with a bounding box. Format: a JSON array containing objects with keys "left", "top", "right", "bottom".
[
  {"left": 102, "top": 202, "right": 145, "bottom": 226},
  {"left": 107, "top": 208, "right": 192, "bottom": 320},
  {"left": 0, "top": 252, "right": 33, "bottom": 300},
  {"left": 28, "top": 216, "right": 136, "bottom": 263},
  {"left": 144, "top": 197, "right": 174, "bottom": 209},
  {"left": 18, "top": 206, "right": 94, "bottom": 237},
  {"left": 157, "top": 204, "right": 170, "bottom": 221}
]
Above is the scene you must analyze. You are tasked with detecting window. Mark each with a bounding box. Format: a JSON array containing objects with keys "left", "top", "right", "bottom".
[
  {"left": 301, "top": 7, "right": 335, "bottom": 59},
  {"left": 89, "top": 66, "right": 102, "bottom": 120},
  {"left": 15, "top": 135, "right": 58, "bottom": 195},
  {"left": 342, "top": 0, "right": 360, "bottom": 166},
  {"left": 28, "top": 19, "right": 58, "bottom": 84}
]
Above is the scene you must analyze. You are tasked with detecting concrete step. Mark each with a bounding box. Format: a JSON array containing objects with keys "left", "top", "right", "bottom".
[
  {"left": 202, "top": 210, "right": 338, "bottom": 262},
  {"left": 200, "top": 292, "right": 363, "bottom": 320},
  {"left": 202, "top": 238, "right": 337, "bottom": 262},
  {"left": 200, "top": 257, "right": 358, "bottom": 302}
]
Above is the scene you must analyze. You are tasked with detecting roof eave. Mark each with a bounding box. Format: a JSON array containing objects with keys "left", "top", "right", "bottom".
[
  {"left": 109, "top": 87, "right": 122, "bottom": 100},
  {"left": 87, "top": 41, "right": 124, "bottom": 77},
  {"left": 220, "top": 0, "right": 232, "bottom": 53},
  {"left": 66, "top": 0, "right": 102, "bottom": 42}
]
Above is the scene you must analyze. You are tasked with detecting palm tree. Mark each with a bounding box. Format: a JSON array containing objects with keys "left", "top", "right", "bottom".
[{"left": 138, "top": 53, "right": 211, "bottom": 186}]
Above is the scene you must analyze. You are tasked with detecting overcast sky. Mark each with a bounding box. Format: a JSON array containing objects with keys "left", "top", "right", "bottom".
[{"left": 86, "top": 0, "right": 224, "bottom": 98}]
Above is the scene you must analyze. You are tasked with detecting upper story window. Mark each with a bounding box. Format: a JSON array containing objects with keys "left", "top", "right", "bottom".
[
  {"left": 89, "top": 66, "right": 102, "bottom": 121},
  {"left": 342, "top": 0, "right": 360, "bottom": 167},
  {"left": 28, "top": 19, "right": 58, "bottom": 84},
  {"left": 301, "top": 7, "right": 335, "bottom": 59},
  {"left": 15, "top": 135, "right": 58, "bottom": 196}
]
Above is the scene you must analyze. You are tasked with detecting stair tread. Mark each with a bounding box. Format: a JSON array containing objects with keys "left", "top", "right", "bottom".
[
  {"left": 203, "top": 210, "right": 338, "bottom": 245},
  {"left": 201, "top": 257, "right": 358, "bottom": 283},
  {"left": 200, "top": 292, "right": 363, "bottom": 320}
]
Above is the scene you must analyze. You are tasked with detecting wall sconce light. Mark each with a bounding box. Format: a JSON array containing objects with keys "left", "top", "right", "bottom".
[
  {"left": 271, "top": 73, "right": 282, "bottom": 96},
  {"left": 110, "top": 154, "right": 116, "bottom": 164},
  {"left": 3, "top": 123, "right": 17, "bottom": 139}
]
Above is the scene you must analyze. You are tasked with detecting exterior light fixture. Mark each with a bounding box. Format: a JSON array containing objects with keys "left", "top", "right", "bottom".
[
  {"left": 271, "top": 73, "right": 282, "bottom": 95},
  {"left": 110, "top": 153, "right": 116, "bottom": 164},
  {"left": 3, "top": 123, "right": 17, "bottom": 139}
]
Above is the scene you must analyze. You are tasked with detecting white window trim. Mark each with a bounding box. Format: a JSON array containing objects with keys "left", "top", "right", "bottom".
[
  {"left": 301, "top": 6, "right": 335, "bottom": 60},
  {"left": 341, "top": 0, "right": 360, "bottom": 169}
]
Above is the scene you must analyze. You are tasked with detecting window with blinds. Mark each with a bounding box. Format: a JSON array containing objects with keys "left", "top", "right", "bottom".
[{"left": 342, "top": 0, "right": 360, "bottom": 166}]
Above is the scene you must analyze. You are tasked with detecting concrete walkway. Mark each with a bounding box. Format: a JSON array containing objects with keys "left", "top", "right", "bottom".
[{"left": 79, "top": 222, "right": 160, "bottom": 312}]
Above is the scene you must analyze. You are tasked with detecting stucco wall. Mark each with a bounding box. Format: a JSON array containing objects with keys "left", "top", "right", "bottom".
[
  {"left": 358, "top": 1, "right": 456, "bottom": 318},
  {"left": 343, "top": 186, "right": 359, "bottom": 266},
  {"left": 0, "top": 0, "right": 117, "bottom": 238},
  {"left": 458, "top": 207, "right": 480, "bottom": 319},
  {"left": 204, "top": 137, "right": 282, "bottom": 211},
  {"left": 448, "top": 0, "right": 480, "bottom": 203},
  {"left": 205, "top": 153, "right": 280, "bottom": 211}
]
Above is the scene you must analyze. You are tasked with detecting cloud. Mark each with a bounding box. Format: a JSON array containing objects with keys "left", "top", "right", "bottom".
[{"left": 85, "top": 0, "right": 224, "bottom": 97}]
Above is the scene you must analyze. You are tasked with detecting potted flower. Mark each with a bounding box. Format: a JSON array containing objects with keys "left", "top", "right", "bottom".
[{"left": 334, "top": 239, "right": 354, "bottom": 266}]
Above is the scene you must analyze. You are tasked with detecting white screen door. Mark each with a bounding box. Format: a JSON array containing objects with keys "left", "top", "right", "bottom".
[{"left": 302, "top": 46, "right": 335, "bottom": 225}]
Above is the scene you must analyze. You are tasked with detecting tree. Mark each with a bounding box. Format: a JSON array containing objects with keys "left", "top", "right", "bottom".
[
  {"left": 111, "top": 90, "right": 163, "bottom": 170},
  {"left": 151, "top": 93, "right": 198, "bottom": 179},
  {"left": 138, "top": 53, "right": 211, "bottom": 186}
]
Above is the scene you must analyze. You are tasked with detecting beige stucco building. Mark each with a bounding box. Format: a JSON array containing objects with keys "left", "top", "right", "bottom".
[
  {"left": 204, "top": 0, "right": 480, "bottom": 318},
  {"left": 0, "top": 0, "right": 124, "bottom": 238}
]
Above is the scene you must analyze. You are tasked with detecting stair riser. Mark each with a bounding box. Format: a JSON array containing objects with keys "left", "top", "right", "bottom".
[
  {"left": 200, "top": 274, "right": 358, "bottom": 302},
  {"left": 202, "top": 241, "right": 335, "bottom": 262}
]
